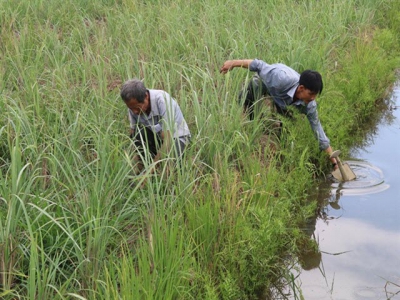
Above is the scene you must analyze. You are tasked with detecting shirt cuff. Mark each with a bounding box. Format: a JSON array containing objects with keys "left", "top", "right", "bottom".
[
  {"left": 249, "top": 59, "right": 259, "bottom": 72},
  {"left": 153, "top": 124, "right": 162, "bottom": 133}
]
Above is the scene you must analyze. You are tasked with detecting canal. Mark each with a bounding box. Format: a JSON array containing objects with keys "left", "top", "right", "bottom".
[{"left": 290, "top": 81, "right": 400, "bottom": 300}]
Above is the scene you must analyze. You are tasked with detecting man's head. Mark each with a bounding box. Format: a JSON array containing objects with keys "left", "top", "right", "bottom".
[
  {"left": 120, "top": 79, "right": 150, "bottom": 115},
  {"left": 296, "top": 70, "right": 323, "bottom": 104}
]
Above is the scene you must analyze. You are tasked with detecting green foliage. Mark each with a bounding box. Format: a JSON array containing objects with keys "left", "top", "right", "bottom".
[{"left": 0, "top": 0, "right": 399, "bottom": 299}]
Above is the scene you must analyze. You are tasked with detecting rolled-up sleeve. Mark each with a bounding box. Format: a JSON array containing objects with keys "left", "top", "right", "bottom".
[
  {"left": 306, "top": 102, "right": 330, "bottom": 150},
  {"left": 249, "top": 59, "right": 262, "bottom": 72},
  {"left": 152, "top": 123, "right": 163, "bottom": 133}
]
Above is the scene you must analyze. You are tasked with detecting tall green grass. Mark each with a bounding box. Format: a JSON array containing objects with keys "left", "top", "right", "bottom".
[{"left": 0, "top": 0, "right": 399, "bottom": 299}]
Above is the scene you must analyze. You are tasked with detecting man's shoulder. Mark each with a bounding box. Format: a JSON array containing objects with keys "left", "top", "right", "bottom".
[
  {"left": 149, "top": 89, "right": 167, "bottom": 97},
  {"left": 272, "top": 63, "right": 298, "bottom": 74}
]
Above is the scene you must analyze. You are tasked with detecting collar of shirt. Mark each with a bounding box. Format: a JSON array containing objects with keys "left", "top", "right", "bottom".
[
  {"left": 287, "top": 84, "right": 298, "bottom": 104},
  {"left": 146, "top": 89, "right": 159, "bottom": 117},
  {"left": 289, "top": 84, "right": 313, "bottom": 108}
]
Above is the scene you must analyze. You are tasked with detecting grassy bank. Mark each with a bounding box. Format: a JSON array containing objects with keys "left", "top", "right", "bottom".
[{"left": 1, "top": 0, "right": 399, "bottom": 299}]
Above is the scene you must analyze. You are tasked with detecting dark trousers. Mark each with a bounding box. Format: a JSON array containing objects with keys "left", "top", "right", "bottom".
[
  {"left": 239, "top": 75, "right": 292, "bottom": 119},
  {"left": 131, "top": 126, "right": 189, "bottom": 159},
  {"left": 131, "top": 126, "right": 162, "bottom": 158},
  {"left": 239, "top": 75, "right": 268, "bottom": 120}
]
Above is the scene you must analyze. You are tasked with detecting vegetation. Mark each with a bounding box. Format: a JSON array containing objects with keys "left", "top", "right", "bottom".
[{"left": 0, "top": 0, "right": 399, "bottom": 299}]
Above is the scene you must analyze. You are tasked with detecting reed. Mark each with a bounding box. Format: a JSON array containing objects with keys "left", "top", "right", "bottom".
[{"left": 0, "top": 0, "right": 399, "bottom": 299}]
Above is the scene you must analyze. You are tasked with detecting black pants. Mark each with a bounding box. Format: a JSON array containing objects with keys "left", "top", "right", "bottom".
[
  {"left": 239, "top": 75, "right": 268, "bottom": 120},
  {"left": 239, "top": 75, "right": 292, "bottom": 119},
  {"left": 131, "top": 126, "right": 162, "bottom": 158},
  {"left": 131, "top": 126, "right": 189, "bottom": 159}
]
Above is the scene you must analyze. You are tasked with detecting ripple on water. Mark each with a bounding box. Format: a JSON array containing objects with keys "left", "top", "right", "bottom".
[
  {"left": 353, "top": 286, "right": 383, "bottom": 299},
  {"left": 331, "top": 160, "right": 390, "bottom": 196}
]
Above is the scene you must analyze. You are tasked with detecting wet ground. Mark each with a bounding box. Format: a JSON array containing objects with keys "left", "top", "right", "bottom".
[{"left": 290, "top": 82, "right": 400, "bottom": 300}]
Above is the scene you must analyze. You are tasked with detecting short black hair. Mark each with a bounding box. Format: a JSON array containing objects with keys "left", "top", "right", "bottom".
[
  {"left": 299, "top": 70, "right": 323, "bottom": 94},
  {"left": 120, "top": 79, "right": 147, "bottom": 103}
]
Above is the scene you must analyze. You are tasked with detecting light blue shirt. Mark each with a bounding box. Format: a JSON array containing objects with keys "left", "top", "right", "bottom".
[
  {"left": 249, "top": 59, "right": 330, "bottom": 150},
  {"left": 128, "top": 89, "right": 191, "bottom": 143}
]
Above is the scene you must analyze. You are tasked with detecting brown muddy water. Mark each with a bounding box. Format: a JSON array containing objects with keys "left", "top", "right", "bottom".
[{"left": 289, "top": 82, "right": 400, "bottom": 300}]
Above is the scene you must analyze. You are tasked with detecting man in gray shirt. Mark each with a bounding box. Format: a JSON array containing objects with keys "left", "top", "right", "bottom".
[
  {"left": 120, "top": 79, "right": 191, "bottom": 172},
  {"left": 220, "top": 59, "right": 338, "bottom": 169}
]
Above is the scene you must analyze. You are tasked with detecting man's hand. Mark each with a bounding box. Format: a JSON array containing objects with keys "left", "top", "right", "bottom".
[
  {"left": 220, "top": 60, "right": 236, "bottom": 74},
  {"left": 325, "top": 146, "right": 338, "bottom": 170}
]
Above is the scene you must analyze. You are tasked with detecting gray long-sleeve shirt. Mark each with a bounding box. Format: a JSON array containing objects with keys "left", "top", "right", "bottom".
[
  {"left": 249, "top": 59, "right": 330, "bottom": 150},
  {"left": 128, "top": 89, "right": 190, "bottom": 143}
]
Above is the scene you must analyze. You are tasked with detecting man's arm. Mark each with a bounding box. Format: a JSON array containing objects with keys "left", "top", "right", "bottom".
[
  {"left": 307, "top": 117, "right": 338, "bottom": 170},
  {"left": 145, "top": 130, "right": 172, "bottom": 178},
  {"left": 220, "top": 59, "right": 253, "bottom": 74},
  {"left": 153, "top": 130, "right": 172, "bottom": 163},
  {"left": 324, "top": 145, "right": 338, "bottom": 170},
  {"left": 306, "top": 103, "right": 338, "bottom": 169}
]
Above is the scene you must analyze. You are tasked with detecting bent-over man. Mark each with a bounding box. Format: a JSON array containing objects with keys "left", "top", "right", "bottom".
[
  {"left": 120, "top": 79, "right": 191, "bottom": 172},
  {"left": 220, "top": 58, "right": 338, "bottom": 169}
]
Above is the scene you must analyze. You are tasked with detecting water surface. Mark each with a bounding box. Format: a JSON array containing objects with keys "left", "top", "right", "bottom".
[{"left": 291, "top": 82, "right": 400, "bottom": 300}]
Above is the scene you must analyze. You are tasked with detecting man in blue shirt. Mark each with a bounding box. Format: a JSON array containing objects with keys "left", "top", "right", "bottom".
[
  {"left": 120, "top": 79, "right": 191, "bottom": 172},
  {"left": 220, "top": 59, "right": 338, "bottom": 168}
]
